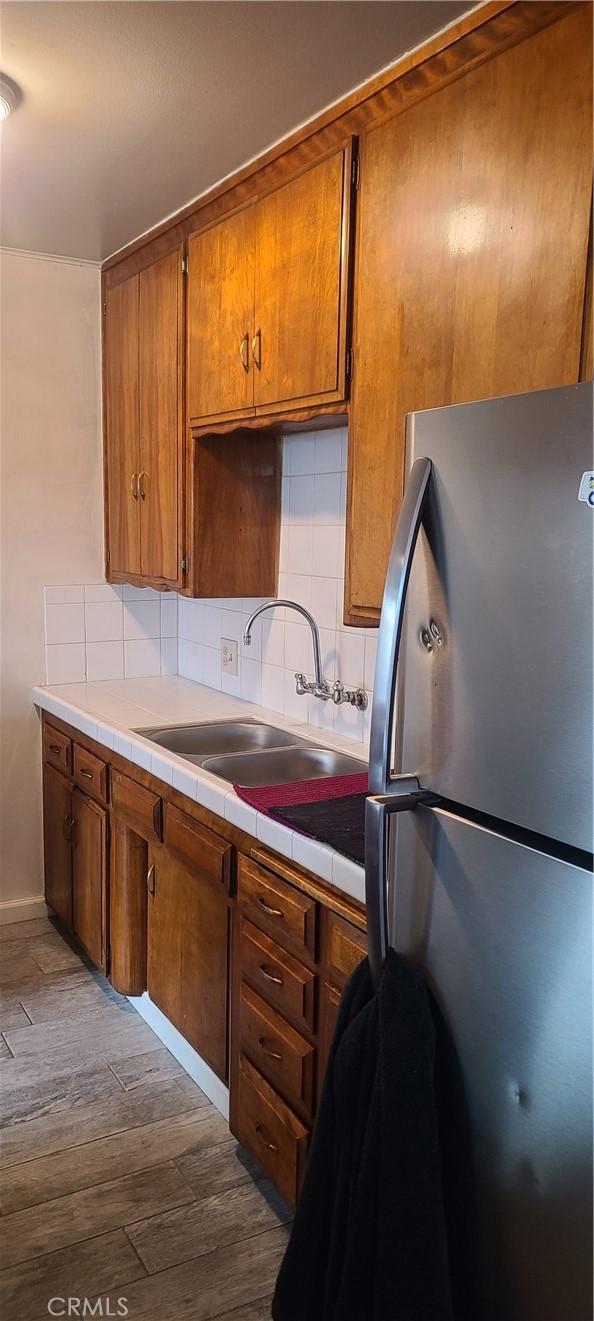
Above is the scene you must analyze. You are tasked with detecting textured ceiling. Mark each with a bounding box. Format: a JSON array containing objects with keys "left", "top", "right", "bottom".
[{"left": 0, "top": 1, "right": 474, "bottom": 261}]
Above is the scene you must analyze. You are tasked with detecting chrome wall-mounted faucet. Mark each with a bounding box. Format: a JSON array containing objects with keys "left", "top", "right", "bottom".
[{"left": 243, "top": 600, "right": 368, "bottom": 710}]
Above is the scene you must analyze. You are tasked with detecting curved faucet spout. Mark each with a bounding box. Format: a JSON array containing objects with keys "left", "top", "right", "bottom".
[
  {"left": 243, "top": 599, "right": 368, "bottom": 711},
  {"left": 243, "top": 599, "right": 328, "bottom": 695}
]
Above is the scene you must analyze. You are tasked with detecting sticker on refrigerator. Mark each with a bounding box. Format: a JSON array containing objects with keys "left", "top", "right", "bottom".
[{"left": 577, "top": 472, "right": 594, "bottom": 506}]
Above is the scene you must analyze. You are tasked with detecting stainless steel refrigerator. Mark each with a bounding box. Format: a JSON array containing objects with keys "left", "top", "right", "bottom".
[{"left": 365, "top": 382, "right": 593, "bottom": 1321}]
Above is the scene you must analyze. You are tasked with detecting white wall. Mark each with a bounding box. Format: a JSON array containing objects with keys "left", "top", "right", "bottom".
[
  {"left": 0, "top": 250, "right": 103, "bottom": 917},
  {"left": 178, "top": 429, "right": 377, "bottom": 746}
]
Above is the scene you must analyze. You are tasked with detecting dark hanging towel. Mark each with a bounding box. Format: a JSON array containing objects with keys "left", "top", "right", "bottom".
[{"left": 272, "top": 950, "right": 455, "bottom": 1321}]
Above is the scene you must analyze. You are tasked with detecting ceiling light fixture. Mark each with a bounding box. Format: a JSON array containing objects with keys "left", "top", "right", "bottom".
[{"left": 0, "top": 74, "right": 22, "bottom": 121}]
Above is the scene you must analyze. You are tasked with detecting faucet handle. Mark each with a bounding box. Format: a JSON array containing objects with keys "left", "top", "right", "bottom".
[{"left": 295, "top": 672, "right": 312, "bottom": 696}]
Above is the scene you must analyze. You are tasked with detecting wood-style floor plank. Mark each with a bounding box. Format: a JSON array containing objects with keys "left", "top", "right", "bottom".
[
  {"left": 20, "top": 973, "right": 128, "bottom": 1024},
  {"left": 0, "top": 916, "right": 288, "bottom": 1320},
  {"left": 0, "top": 1058, "right": 124, "bottom": 1129},
  {"left": 0, "top": 1160, "right": 195, "bottom": 1269},
  {"left": 0, "top": 1107, "right": 229, "bottom": 1213},
  {"left": 95, "top": 1225, "right": 289, "bottom": 1321},
  {"left": 176, "top": 1136, "right": 263, "bottom": 1201},
  {"left": 0, "top": 1229, "right": 146, "bottom": 1321},
  {"left": 127, "top": 1179, "right": 291, "bottom": 1274},
  {"left": 0, "top": 1000, "right": 31, "bottom": 1032},
  {"left": 0, "top": 1077, "right": 208, "bottom": 1170},
  {"left": 109, "top": 1044, "right": 188, "bottom": 1090},
  {"left": 0, "top": 918, "right": 58, "bottom": 943},
  {"left": 217, "top": 1303, "right": 274, "bottom": 1321}
]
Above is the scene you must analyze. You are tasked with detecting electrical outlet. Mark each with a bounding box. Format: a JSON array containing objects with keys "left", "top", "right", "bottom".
[{"left": 221, "top": 638, "right": 238, "bottom": 676}]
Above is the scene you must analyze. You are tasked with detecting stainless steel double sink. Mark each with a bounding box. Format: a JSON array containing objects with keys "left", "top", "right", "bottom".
[{"left": 137, "top": 718, "right": 367, "bottom": 787}]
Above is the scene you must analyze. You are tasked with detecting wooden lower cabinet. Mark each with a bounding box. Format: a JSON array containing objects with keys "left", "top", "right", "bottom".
[
  {"left": 42, "top": 764, "right": 73, "bottom": 930},
  {"left": 146, "top": 842, "right": 229, "bottom": 1082},
  {"left": 72, "top": 788, "right": 108, "bottom": 972},
  {"left": 41, "top": 717, "right": 371, "bottom": 1209},
  {"left": 235, "top": 1054, "right": 309, "bottom": 1206}
]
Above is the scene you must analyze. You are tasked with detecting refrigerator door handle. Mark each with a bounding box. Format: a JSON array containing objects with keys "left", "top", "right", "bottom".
[
  {"left": 365, "top": 786, "right": 439, "bottom": 986},
  {"left": 369, "top": 456, "right": 432, "bottom": 796}
]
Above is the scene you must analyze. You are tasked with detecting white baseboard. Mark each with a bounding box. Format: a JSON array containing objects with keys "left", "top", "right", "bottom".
[
  {"left": 128, "top": 992, "right": 229, "bottom": 1121},
  {"left": 0, "top": 895, "right": 49, "bottom": 926}
]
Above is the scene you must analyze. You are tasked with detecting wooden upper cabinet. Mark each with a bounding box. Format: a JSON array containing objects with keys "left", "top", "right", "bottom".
[
  {"left": 253, "top": 146, "right": 352, "bottom": 413},
  {"left": 187, "top": 141, "right": 354, "bottom": 425},
  {"left": 138, "top": 250, "right": 183, "bottom": 584},
  {"left": 105, "top": 273, "right": 141, "bottom": 577},
  {"left": 346, "top": 6, "right": 593, "bottom": 625},
  {"left": 187, "top": 206, "right": 255, "bottom": 424},
  {"left": 105, "top": 248, "right": 183, "bottom": 588}
]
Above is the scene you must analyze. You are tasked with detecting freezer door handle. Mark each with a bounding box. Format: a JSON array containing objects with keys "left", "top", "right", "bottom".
[
  {"left": 365, "top": 785, "right": 439, "bottom": 986},
  {"left": 369, "top": 456, "right": 432, "bottom": 796}
]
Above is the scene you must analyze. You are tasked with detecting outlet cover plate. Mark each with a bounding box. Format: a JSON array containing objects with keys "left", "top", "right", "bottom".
[{"left": 221, "top": 637, "right": 238, "bottom": 676}]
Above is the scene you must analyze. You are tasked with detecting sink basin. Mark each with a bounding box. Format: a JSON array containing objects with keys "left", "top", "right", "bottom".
[
  {"left": 137, "top": 718, "right": 309, "bottom": 764},
  {"left": 201, "top": 746, "right": 368, "bottom": 787}
]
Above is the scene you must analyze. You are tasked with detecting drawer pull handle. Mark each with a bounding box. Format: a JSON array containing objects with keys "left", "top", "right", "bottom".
[
  {"left": 257, "top": 896, "right": 283, "bottom": 918},
  {"left": 258, "top": 1036, "right": 283, "bottom": 1062},
  {"left": 255, "top": 1122, "right": 278, "bottom": 1152},
  {"left": 48, "top": 744, "right": 62, "bottom": 755},
  {"left": 79, "top": 769, "right": 93, "bottom": 780},
  {"left": 258, "top": 963, "right": 283, "bottom": 986}
]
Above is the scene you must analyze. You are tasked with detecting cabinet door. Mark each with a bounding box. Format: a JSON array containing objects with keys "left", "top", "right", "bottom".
[
  {"left": 147, "top": 845, "right": 229, "bottom": 1081},
  {"left": 72, "top": 789, "right": 107, "bottom": 971},
  {"left": 139, "top": 250, "right": 182, "bottom": 584},
  {"left": 254, "top": 145, "right": 351, "bottom": 412},
  {"left": 187, "top": 207, "right": 255, "bottom": 423},
  {"left": 347, "top": 6, "right": 593, "bottom": 624},
  {"left": 42, "top": 764, "right": 73, "bottom": 929},
  {"left": 105, "top": 273, "right": 141, "bottom": 576}
]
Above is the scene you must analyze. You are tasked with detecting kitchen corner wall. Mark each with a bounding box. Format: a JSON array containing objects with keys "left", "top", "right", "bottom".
[
  {"left": 1, "top": 249, "right": 103, "bottom": 918},
  {"left": 178, "top": 429, "right": 377, "bottom": 745}
]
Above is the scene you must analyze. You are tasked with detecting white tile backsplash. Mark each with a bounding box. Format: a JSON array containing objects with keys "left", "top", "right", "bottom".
[{"left": 43, "top": 584, "right": 178, "bottom": 683}]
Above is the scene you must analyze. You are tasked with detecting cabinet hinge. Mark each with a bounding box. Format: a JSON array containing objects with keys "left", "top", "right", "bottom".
[
  {"left": 346, "top": 347, "right": 354, "bottom": 381},
  {"left": 351, "top": 154, "right": 360, "bottom": 191},
  {"left": 181, "top": 553, "right": 190, "bottom": 576},
  {"left": 181, "top": 256, "right": 188, "bottom": 275},
  {"left": 105, "top": 548, "right": 110, "bottom": 567},
  {"left": 103, "top": 302, "right": 107, "bottom": 315},
  {"left": 106, "top": 816, "right": 111, "bottom": 847}
]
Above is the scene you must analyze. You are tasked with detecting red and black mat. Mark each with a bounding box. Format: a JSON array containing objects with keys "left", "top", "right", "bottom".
[{"left": 233, "top": 772, "right": 368, "bottom": 866}]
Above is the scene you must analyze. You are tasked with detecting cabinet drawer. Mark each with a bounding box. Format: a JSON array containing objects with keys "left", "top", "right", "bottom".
[
  {"left": 239, "top": 855, "right": 317, "bottom": 959},
  {"left": 326, "top": 911, "right": 367, "bottom": 990},
  {"left": 74, "top": 744, "right": 108, "bottom": 804},
  {"left": 241, "top": 919, "right": 315, "bottom": 1035},
  {"left": 165, "top": 805, "right": 232, "bottom": 894},
  {"left": 239, "top": 981, "right": 315, "bottom": 1119},
  {"left": 43, "top": 723, "right": 72, "bottom": 776},
  {"left": 111, "top": 769, "right": 162, "bottom": 842},
  {"left": 236, "top": 1054, "right": 309, "bottom": 1207}
]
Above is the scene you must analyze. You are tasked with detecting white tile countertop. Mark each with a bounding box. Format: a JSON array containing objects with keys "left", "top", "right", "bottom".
[{"left": 33, "top": 676, "right": 367, "bottom": 905}]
